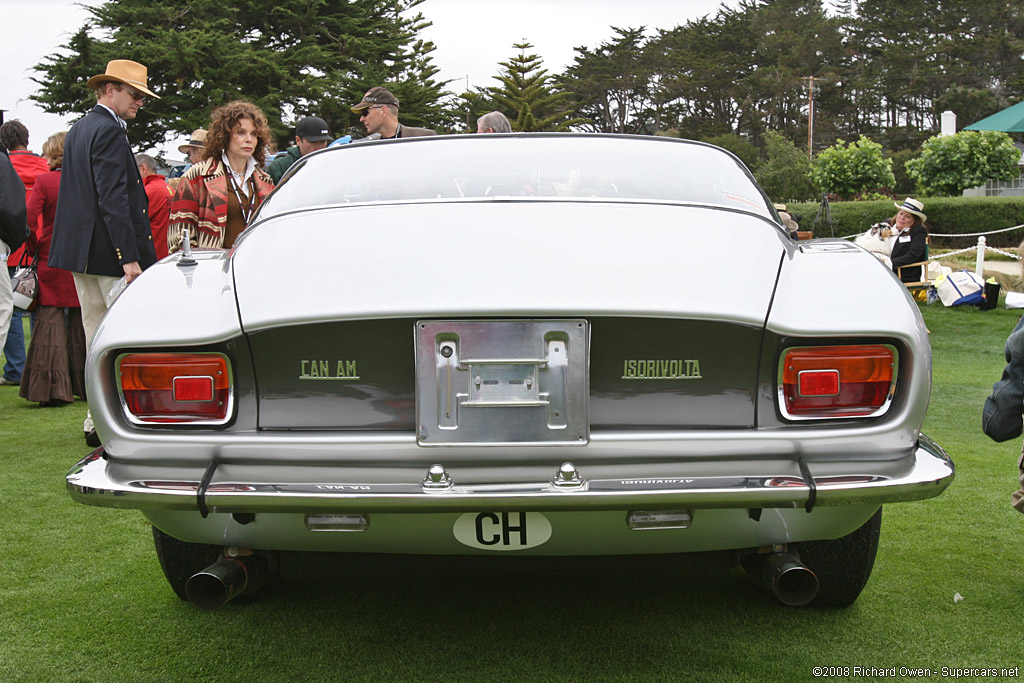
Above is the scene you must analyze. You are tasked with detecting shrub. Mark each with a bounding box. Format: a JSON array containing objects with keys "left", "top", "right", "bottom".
[
  {"left": 810, "top": 136, "right": 895, "bottom": 200},
  {"left": 905, "top": 130, "right": 1020, "bottom": 197},
  {"left": 753, "top": 131, "right": 817, "bottom": 203}
]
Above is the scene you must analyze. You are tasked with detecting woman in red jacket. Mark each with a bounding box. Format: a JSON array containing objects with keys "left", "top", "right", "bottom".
[{"left": 19, "top": 131, "right": 86, "bottom": 405}]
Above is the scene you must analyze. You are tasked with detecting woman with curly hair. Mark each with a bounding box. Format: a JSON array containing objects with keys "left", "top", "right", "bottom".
[{"left": 168, "top": 101, "right": 274, "bottom": 252}]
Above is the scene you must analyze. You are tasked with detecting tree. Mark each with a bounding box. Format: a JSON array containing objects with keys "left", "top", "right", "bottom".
[
  {"left": 810, "top": 136, "right": 894, "bottom": 199},
  {"left": 30, "top": 0, "right": 450, "bottom": 152},
  {"left": 650, "top": 11, "right": 754, "bottom": 139},
  {"left": 701, "top": 133, "right": 759, "bottom": 170},
  {"left": 905, "top": 130, "right": 1021, "bottom": 196},
  {"left": 754, "top": 131, "right": 817, "bottom": 202},
  {"left": 558, "top": 27, "right": 656, "bottom": 134},
  {"left": 485, "top": 42, "right": 581, "bottom": 132}
]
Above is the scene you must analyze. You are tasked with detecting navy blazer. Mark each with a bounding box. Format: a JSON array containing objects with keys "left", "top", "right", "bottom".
[{"left": 50, "top": 105, "right": 156, "bottom": 277}]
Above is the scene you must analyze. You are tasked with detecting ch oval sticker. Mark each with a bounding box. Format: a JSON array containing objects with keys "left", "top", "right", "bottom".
[{"left": 453, "top": 512, "right": 552, "bottom": 551}]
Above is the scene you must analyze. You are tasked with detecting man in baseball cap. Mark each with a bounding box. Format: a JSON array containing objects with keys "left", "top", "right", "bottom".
[
  {"left": 350, "top": 86, "right": 436, "bottom": 140},
  {"left": 268, "top": 116, "right": 334, "bottom": 183}
]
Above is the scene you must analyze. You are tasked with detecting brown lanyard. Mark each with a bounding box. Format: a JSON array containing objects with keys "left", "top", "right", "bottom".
[{"left": 226, "top": 173, "right": 254, "bottom": 224}]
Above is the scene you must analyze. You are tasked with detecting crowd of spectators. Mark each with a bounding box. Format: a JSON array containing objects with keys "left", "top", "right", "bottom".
[{"left": 0, "top": 59, "right": 516, "bottom": 441}]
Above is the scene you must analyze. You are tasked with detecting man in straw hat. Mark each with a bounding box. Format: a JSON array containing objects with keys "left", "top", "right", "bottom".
[
  {"left": 49, "top": 59, "right": 160, "bottom": 447},
  {"left": 889, "top": 197, "right": 928, "bottom": 283},
  {"left": 171, "top": 128, "right": 207, "bottom": 178}
]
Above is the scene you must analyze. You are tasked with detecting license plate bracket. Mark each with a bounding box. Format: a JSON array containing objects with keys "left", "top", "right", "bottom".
[{"left": 415, "top": 320, "right": 589, "bottom": 445}]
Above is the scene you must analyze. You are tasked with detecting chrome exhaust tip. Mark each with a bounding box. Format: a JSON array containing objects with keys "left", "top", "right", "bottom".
[
  {"left": 742, "top": 551, "right": 819, "bottom": 607},
  {"left": 186, "top": 553, "right": 269, "bottom": 611}
]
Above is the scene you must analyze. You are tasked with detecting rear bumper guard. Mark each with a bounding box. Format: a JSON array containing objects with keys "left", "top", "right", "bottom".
[{"left": 66, "top": 436, "right": 953, "bottom": 514}]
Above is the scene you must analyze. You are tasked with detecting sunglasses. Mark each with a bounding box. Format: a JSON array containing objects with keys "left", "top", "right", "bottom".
[
  {"left": 119, "top": 85, "right": 147, "bottom": 103},
  {"left": 359, "top": 105, "right": 386, "bottom": 118}
]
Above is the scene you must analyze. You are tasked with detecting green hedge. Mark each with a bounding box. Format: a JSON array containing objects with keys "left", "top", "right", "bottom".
[{"left": 785, "top": 196, "right": 1024, "bottom": 248}]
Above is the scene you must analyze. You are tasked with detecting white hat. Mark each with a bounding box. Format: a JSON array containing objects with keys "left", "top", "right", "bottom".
[{"left": 894, "top": 197, "right": 926, "bottom": 222}]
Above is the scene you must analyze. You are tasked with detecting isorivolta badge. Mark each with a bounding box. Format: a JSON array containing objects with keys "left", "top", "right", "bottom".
[{"left": 621, "top": 359, "right": 702, "bottom": 380}]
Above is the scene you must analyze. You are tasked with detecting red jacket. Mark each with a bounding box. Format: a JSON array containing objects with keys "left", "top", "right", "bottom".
[
  {"left": 7, "top": 150, "right": 49, "bottom": 267},
  {"left": 143, "top": 173, "right": 171, "bottom": 259},
  {"left": 25, "top": 169, "right": 80, "bottom": 308}
]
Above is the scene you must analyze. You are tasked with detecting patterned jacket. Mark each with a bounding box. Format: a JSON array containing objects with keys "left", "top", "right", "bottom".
[{"left": 168, "top": 157, "right": 274, "bottom": 252}]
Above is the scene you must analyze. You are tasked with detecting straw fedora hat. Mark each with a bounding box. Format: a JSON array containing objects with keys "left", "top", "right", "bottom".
[
  {"left": 86, "top": 59, "right": 160, "bottom": 99},
  {"left": 177, "top": 129, "right": 208, "bottom": 154},
  {"left": 894, "top": 197, "right": 927, "bottom": 222}
]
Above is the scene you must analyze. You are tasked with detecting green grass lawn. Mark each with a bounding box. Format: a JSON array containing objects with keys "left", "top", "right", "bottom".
[{"left": 1, "top": 307, "right": 1023, "bottom": 682}]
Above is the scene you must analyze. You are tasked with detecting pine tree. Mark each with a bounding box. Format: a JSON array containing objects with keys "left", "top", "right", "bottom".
[{"left": 485, "top": 42, "right": 581, "bottom": 132}]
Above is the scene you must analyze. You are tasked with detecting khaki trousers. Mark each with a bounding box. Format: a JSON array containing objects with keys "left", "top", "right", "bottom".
[
  {"left": 72, "top": 272, "right": 122, "bottom": 350},
  {"left": 72, "top": 272, "right": 122, "bottom": 433}
]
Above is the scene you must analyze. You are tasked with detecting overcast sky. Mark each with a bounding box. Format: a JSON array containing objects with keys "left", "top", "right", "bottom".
[{"left": 1, "top": 0, "right": 732, "bottom": 159}]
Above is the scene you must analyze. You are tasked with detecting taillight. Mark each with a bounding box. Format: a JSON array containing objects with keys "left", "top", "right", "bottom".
[
  {"left": 118, "top": 353, "right": 231, "bottom": 424},
  {"left": 779, "top": 345, "right": 895, "bottom": 419}
]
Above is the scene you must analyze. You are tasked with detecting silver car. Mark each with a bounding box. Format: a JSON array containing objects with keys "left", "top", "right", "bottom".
[{"left": 66, "top": 134, "right": 953, "bottom": 609}]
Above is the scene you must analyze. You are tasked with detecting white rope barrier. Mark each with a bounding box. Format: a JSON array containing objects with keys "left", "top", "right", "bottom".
[
  {"left": 988, "top": 247, "right": 1021, "bottom": 260},
  {"left": 840, "top": 223, "right": 1024, "bottom": 241},
  {"left": 929, "top": 224, "right": 1024, "bottom": 238}
]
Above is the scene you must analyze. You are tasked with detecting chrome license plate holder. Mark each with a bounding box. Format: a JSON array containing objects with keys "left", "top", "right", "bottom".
[{"left": 415, "top": 320, "right": 589, "bottom": 446}]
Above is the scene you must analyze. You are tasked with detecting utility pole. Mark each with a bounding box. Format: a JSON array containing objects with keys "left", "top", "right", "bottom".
[{"left": 802, "top": 76, "right": 816, "bottom": 160}]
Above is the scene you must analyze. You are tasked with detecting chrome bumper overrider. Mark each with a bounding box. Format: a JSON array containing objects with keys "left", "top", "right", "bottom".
[{"left": 66, "top": 437, "right": 954, "bottom": 514}]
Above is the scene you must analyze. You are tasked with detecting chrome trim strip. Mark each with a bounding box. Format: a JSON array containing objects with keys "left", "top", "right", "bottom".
[{"left": 67, "top": 439, "right": 953, "bottom": 514}]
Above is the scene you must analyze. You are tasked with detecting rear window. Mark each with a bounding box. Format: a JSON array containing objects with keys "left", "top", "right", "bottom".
[{"left": 256, "top": 134, "right": 770, "bottom": 220}]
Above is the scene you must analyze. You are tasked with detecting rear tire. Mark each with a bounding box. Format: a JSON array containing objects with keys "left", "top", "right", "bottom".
[
  {"left": 151, "top": 526, "right": 224, "bottom": 601},
  {"left": 798, "top": 507, "right": 882, "bottom": 607}
]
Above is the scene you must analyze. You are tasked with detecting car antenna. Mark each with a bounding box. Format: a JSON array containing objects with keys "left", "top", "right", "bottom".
[{"left": 178, "top": 227, "right": 197, "bottom": 267}]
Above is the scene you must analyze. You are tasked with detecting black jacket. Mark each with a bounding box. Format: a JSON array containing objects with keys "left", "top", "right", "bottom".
[
  {"left": 49, "top": 106, "right": 156, "bottom": 276},
  {"left": 0, "top": 145, "right": 27, "bottom": 252},
  {"left": 889, "top": 223, "right": 927, "bottom": 282}
]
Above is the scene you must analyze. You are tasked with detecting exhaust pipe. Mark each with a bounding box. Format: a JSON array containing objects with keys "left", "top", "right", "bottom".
[
  {"left": 186, "top": 553, "right": 270, "bottom": 610},
  {"left": 742, "top": 551, "right": 819, "bottom": 606}
]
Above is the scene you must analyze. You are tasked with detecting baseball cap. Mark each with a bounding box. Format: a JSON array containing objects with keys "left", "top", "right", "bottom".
[
  {"left": 295, "top": 116, "right": 331, "bottom": 142},
  {"left": 350, "top": 87, "right": 400, "bottom": 112}
]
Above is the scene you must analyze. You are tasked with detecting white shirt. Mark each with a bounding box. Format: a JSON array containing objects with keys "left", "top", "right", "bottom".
[
  {"left": 96, "top": 103, "right": 127, "bottom": 130},
  {"left": 221, "top": 152, "right": 256, "bottom": 199}
]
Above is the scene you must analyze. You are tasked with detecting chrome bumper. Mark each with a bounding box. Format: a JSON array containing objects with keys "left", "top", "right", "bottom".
[{"left": 66, "top": 436, "right": 954, "bottom": 514}]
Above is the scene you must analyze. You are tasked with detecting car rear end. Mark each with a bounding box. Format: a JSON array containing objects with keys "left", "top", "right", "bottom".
[{"left": 66, "top": 135, "right": 952, "bottom": 607}]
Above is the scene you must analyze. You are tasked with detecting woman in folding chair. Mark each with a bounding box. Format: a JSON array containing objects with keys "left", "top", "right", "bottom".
[{"left": 889, "top": 197, "right": 928, "bottom": 282}]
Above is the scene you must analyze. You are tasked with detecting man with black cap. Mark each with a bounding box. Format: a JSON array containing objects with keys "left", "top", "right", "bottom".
[
  {"left": 267, "top": 116, "right": 333, "bottom": 183},
  {"left": 351, "top": 87, "right": 436, "bottom": 140},
  {"left": 49, "top": 58, "right": 160, "bottom": 447}
]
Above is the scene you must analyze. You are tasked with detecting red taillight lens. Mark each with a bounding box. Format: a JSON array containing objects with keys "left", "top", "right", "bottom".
[
  {"left": 780, "top": 345, "right": 894, "bottom": 418},
  {"left": 119, "top": 353, "right": 230, "bottom": 423}
]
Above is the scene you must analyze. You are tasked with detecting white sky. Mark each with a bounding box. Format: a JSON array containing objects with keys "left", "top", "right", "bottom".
[{"left": 1, "top": 0, "right": 732, "bottom": 160}]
